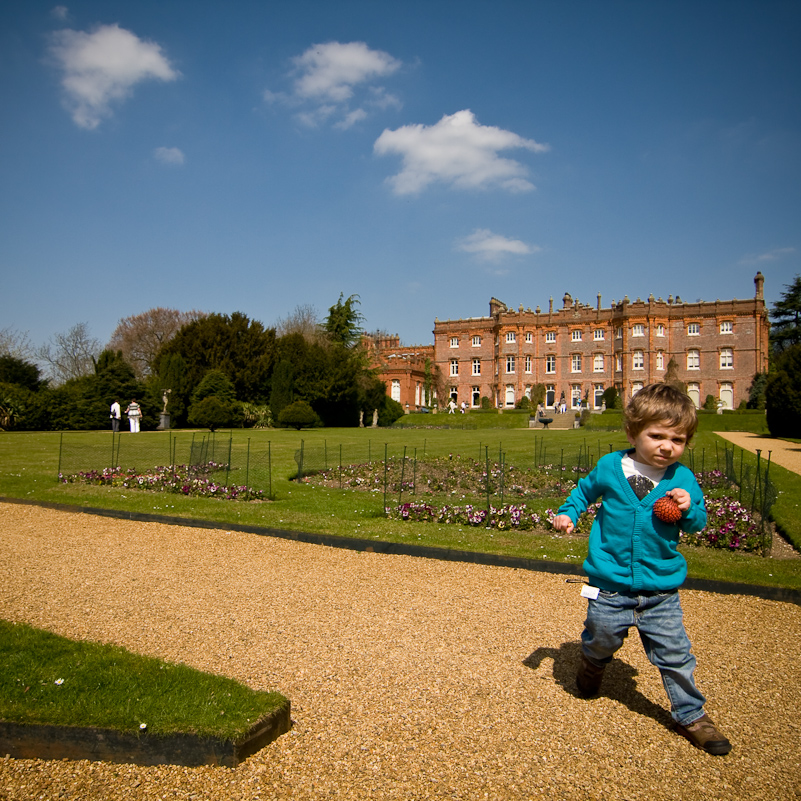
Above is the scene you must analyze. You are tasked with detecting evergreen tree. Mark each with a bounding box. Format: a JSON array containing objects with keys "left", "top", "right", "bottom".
[
  {"left": 770, "top": 275, "right": 801, "bottom": 353},
  {"left": 154, "top": 312, "right": 275, "bottom": 412},
  {"left": 323, "top": 294, "right": 364, "bottom": 348},
  {"left": 0, "top": 355, "right": 45, "bottom": 391},
  {"left": 766, "top": 344, "right": 801, "bottom": 437}
]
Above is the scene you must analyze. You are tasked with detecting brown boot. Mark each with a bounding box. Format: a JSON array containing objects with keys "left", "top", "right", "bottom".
[
  {"left": 675, "top": 714, "right": 732, "bottom": 755},
  {"left": 576, "top": 654, "right": 605, "bottom": 697}
]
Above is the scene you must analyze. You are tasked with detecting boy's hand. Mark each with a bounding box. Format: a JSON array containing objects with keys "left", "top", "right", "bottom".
[
  {"left": 666, "top": 488, "right": 691, "bottom": 512},
  {"left": 551, "top": 514, "right": 574, "bottom": 535}
]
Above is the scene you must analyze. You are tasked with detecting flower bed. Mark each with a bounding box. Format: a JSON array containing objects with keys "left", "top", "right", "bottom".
[
  {"left": 307, "top": 455, "right": 580, "bottom": 498},
  {"left": 60, "top": 462, "right": 264, "bottom": 502}
]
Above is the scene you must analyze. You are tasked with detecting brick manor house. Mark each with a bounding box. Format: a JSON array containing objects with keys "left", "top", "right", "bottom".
[{"left": 368, "top": 272, "right": 770, "bottom": 413}]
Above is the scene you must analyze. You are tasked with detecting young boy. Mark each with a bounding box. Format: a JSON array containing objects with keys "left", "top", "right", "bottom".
[{"left": 552, "top": 383, "right": 731, "bottom": 755}]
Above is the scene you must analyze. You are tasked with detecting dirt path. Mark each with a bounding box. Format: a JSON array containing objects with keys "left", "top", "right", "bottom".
[{"left": 1, "top": 502, "right": 800, "bottom": 800}]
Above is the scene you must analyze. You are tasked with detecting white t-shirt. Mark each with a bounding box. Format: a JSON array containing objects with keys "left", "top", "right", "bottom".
[{"left": 621, "top": 453, "right": 666, "bottom": 498}]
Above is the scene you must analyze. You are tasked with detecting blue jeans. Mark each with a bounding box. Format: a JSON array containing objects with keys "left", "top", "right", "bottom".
[{"left": 581, "top": 589, "right": 707, "bottom": 726}]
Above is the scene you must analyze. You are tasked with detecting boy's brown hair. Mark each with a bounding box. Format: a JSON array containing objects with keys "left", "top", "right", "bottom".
[{"left": 624, "top": 383, "right": 698, "bottom": 440}]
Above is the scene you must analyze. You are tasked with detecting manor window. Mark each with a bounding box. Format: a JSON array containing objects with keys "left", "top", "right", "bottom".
[
  {"left": 472, "top": 358, "right": 481, "bottom": 375},
  {"left": 450, "top": 359, "right": 459, "bottom": 376}
]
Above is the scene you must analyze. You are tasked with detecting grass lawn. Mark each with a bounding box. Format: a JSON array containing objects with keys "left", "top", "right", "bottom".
[
  {"left": 0, "top": 423, "right": 799, "bottom": 591},
  {"left": 0, "top": 620, "right": 287, "bottom": 740}
]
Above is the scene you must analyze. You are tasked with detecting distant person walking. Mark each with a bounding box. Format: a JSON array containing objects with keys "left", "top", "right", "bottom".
[
  {"left": 125, "top": 399, "right": 142, "bottom": 433},
  {"left": 110, "top": 400, "right": 121, "bottom": 433}
]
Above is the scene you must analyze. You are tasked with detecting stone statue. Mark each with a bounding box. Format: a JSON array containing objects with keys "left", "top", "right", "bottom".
[{"left": 162, "top": 389, "right": 171, "bottom": 413}]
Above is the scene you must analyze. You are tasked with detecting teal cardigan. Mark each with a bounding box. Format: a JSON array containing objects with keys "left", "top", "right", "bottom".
[{"left": 557, "top": 449, "right": 707, "bottom": 592}]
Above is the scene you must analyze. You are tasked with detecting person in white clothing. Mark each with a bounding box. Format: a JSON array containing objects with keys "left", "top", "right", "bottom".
[{"left": 125, "top": 399, "right": 142, "bottom": 433}]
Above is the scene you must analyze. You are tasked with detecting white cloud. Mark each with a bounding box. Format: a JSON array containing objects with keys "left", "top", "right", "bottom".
[
  {"left": 265, "top": 41, "right": 402, "bottom": 130},
  {"left": 334, "top": 108, "right": 368, "bottom": 131},
  {"left": 154, "top": 146, "right": 184, "bottom": 165},
  {"left": 456, "top": 228, "right": 539, "bottom": 262},
  {"left": 48, "top": 23, "right": 179, "bottom": 129},
  {"left": 374, "top": 110, "right": 549, "bottom": 195},
  {"left": 292, "top": 41, "right": 400, "bottom": 102},
  {"left": 739, "top": 247, "right": 796, "bottom": 265}
]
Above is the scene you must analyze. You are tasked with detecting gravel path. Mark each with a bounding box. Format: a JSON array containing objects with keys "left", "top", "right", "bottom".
[
  {"left": 1, "top": 502, "right": 800, "bottom": 800},
  {"left": 715, "top": 431, "right": 801, "bottom": 476}
]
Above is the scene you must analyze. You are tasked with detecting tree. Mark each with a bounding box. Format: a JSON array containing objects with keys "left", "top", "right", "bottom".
[
  {"left": 746, "top": 373, "right": 768, "bottom": 410},
  {"left": 323, "top": 293, "right": 364, "bottom": 348},
  {"left": 107, "top": 308, "right": 207, "bottom": 379},
  {"left": 190, "top": 369, "right": 237, "bottom": 404},
  {"left": 277, "top": 400, "right": 320, "bottom": 430},
  {"left": 154, "top": 312, "right": 275, "bottom": 410},
  {"left": 770, "top": 275, "right": 801, "bottom": 353},
  {"left": 274, "top": 304, "right": 321, "bottom": 342},
  {"left": 766, "top": 344, "right": 801, "bottom": 437},
  {"left": 36, "top": 322, "right": 101, "bottom": 386},
  {"left": 0, "top": 327, "right": 34, "bottom": 361},
  {"left": 46, "top": 350, "right": 145, "bottom": 431},
  {"left": 0, "top": 355, "right": 46, "bottom": 391}
]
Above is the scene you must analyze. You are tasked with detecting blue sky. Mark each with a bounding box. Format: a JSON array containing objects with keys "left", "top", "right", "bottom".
[{"left": 1, "top": 0, "right": 799, "bottom": 353}]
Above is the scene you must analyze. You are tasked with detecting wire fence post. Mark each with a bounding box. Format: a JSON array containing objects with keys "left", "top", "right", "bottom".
[
  {"left": 383, "top": 443, "right": 388, "bottom": 514},
  {"left": 398, "top": 445, "right": 407, "bottom": 506},
  {"left": 485, "top": 445, "right": 491, "bottom": 513},
  {"left": 558, "top": 449, "right": 564, "bottom": 494},
  {"left": 268, "top": 441, "right": 272, "bottom": 499},
  {"left": 57, "top": 431, "right": 63, "bottom": 480},
  {"left": 245, "top": 438, "right": 251, "bottom": 488}
]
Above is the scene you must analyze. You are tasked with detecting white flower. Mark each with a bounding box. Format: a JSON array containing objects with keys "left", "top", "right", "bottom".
[
  {"left": 55, "top": 678, "right": 64, "bottom": 685},
  {"left": 140, "top": 723, "right": 147, "bottom": 730}
]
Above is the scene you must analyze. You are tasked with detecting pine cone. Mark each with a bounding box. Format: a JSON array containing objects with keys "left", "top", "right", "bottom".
[{"left": 653, "top": 495, "right": 682, "bottom": 524}]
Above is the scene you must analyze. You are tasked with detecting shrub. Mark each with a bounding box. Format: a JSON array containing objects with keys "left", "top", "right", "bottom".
[
  {"left": 277, "top": 400, "right": 320, "bottom": 430},
  {"left": 602, "top": 387, "right": 622, "bottom": 410},
  {"left": 378, "top": 397, "right": 405, "bottom": 427},
  {"left": 480, "top": 396, "right": 492, "bottom": 410},
  {"left": 703, "top": 394, "right": 718, "bottom": 411},
  {"left": 516, "top": 395, "right": 532, "bottom": 410},
  {"left": 188, "top": 396, "right": 242, "bottom": 431}
]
